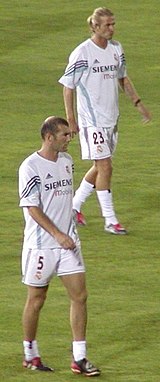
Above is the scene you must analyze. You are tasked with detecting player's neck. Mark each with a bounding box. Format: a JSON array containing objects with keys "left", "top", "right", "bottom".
[
  {"left": 37, "top": 148, "right": 58, "bottom": 162},
  {"left": 91, "top": 36, "right": 108, "bottom": 49}
]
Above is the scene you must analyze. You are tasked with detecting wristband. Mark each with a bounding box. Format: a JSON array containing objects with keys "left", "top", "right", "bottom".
[{"left": 134, "top": 98, "right": 141, "bottom": 107}]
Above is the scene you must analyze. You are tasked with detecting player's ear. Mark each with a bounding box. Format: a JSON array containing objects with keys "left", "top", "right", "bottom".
[{"left": 47, "top": 132, "right": 55, "bottom": 142}]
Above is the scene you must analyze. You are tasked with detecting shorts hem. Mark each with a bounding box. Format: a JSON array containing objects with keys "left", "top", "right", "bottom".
[
  {"left": 22, "top": 280, "right": 49, "bottom": 287},
  {"left": 58, "top": 269, "right": 85, "bottom": 277},
  {"left": 82, "top": 154, "right": 111, "bottom": 160}
]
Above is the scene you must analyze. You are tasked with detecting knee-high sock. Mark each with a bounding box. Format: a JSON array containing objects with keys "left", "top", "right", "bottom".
[
  {"left": 96, "top": 189, "right": 118, "bottom": 226},
  {"left": 73, "top": 179, "right": 94, "bottom": 212}
]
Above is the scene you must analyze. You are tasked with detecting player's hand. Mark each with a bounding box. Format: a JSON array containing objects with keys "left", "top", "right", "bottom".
[
  {"left": 68, "top": 119, "right": 79, "bottom": 138},
  {"left": 137, "top": 102, "right": 151, "bottom": 123},
  {"left": 55, "top": 231, "right": 76, "bottom": 250},
  {"left": 71, "top": 124, "right": 79, "bottom": 138}
]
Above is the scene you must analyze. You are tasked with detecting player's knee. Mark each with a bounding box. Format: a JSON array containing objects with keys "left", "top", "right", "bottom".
[
  {"left": 74, "top": 288, "right": 88, "bottom": 305},
  {"left": 35, "top": 295, "right": 46, "bottom": 311},
  {"left": 96, "top": 158, "right": 112, "bottom": 173},
  {"left": 102, "top": 162, "right": 112, "bottom": 178},
  {"left": 28, "top": 292, "right": 47, "bottom": 312}
]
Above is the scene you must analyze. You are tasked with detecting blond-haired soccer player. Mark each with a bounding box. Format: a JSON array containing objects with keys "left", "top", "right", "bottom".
[{"left": 59, "top": 7, "right": 151, "bottom": 234}]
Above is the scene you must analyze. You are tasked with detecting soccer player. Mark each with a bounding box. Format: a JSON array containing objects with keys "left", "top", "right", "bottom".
[
  {"left": 59, "top": 7, "right": 151, "bottom": 234},
  {"left": 18, "top": 116, "right": 100, "bottom": 376}
]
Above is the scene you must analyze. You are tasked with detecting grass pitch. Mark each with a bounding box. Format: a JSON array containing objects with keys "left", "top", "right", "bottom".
[{"left": 0, "top": 1, "right": 159, "bottom": 381}]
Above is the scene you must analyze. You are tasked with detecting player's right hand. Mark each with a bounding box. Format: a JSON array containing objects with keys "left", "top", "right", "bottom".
[{"left": 137, "top": 102, "right": 151, "bottom": 123}]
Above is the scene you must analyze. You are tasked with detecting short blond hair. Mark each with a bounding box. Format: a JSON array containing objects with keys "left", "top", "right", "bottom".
[{"left": 87, "top": 7, "right": 114, "bottom": 33}]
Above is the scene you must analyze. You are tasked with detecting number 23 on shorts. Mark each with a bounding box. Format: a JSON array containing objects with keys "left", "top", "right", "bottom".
[{"left": 93, "top": 131, "right": 105, "bottom": 145}]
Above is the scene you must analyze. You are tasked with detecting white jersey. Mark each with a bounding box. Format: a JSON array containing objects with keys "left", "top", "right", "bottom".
[
  {"left": 19, "top": 152, "right": 75, "bottom": 249},
  {"left": 59, "top": 38, "right": 127, "bottom": 127}
]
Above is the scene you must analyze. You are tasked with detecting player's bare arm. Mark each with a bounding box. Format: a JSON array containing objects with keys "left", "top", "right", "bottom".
[
  {"left": 28, "top": 206, "right": 76, "bottom": 250},
  {"left": 119, "top": 76, "right": 151, "bottom": 123},
  {"left": 63, "top": 86, "right": 79, "bottom": 136}
]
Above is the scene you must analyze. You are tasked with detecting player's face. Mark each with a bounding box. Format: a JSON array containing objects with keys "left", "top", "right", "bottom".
[
  {"left": 95, "top": 16, "right": 115, "bottom": 40},
  {"left": 53, "top": 124, "right": 71, "bottom": 152}
]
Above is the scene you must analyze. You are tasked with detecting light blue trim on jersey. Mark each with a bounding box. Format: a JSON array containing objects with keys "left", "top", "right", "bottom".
[
  {"left": 78, "top": 82, "right": 97, "bottom": 126},
  {"left": 65, "top": 60, "right": 88, "bottom": 77},
  {"left": 36, "top": 225, "right": 42, "bottom": 248}
]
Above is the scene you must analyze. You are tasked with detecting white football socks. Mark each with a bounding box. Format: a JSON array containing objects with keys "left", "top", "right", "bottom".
[
  {"left": 73, "top": 340, "right": 86, "bottom": 362},
  {"left": 73, "top": 178, "right": 94, "bottom": 212},
  {"left": 23, "top": 340, "right": 40, "bottom": 361},
  {"left": 96, "top": 189, "right": 118, "bottom": 226}
]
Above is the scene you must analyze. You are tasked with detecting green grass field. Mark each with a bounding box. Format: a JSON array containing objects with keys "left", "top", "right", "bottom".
[{"left": 0, "top": 1, "right": 159, "bottom": 381}]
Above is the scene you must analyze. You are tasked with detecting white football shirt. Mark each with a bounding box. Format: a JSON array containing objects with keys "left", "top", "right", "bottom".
[
  {"left": 19, "top": 152, "right": 75, "bottom": 249},
  {"left": 59, "top": 38, "right": 127, "bottom": 127}
]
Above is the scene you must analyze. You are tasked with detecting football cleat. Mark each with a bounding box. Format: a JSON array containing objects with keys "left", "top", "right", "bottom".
[
  {"left": 23, "top": 357, "right": 54, "bottom": 371},
  {"left": 105, "top": 223, "right": 127, "bottom": 235},
  {"left": 71, "top": 358, "right": 101, "bottom": 377},
  {"left": 74, "top": 210, "right": 86, "bottom": 226}
]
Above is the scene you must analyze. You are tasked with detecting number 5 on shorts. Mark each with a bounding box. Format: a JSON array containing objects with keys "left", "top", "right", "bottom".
[{"left": 37, "top": 256, "right": 44, "bottom": 270}]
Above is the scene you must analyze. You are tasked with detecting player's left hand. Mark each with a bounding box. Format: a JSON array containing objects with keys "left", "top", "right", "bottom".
[
  {"left": 68, "top": 119, "right": 79, "bottom": 138},
  {"left": 137, "top": 102, "right": 151, "bottom": 123},
  {"left": 70, "top": 124, "right": 79, "bottom": 138},
  {"left": 55, "top": 231, "right": 76, "bottom": 250}
]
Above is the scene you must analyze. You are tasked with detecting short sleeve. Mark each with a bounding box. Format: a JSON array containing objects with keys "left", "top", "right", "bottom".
[
  {"left": 59, "top": 45, "right": 88, "bottom": 88},
  {"left": 19, "top": 162, "right": 41, "bottom": 208}
]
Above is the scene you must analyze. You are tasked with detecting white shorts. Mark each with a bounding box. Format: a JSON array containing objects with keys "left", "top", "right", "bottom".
[
  {"left": 22, "top": 244, "right": 85, "bottom": 287},
  {"left": 79, "top": 125, "right": 118, "bottom": 160}
]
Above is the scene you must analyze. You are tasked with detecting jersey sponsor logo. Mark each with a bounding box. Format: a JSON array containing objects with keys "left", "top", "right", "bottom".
[
  {"left": 45, "top": 178, "right": 72, "bottom": 191},
  {"left": 103, "top": 73, "right": 117, "bottom": 79},
  {"left": 92, "top": 64, "right": 118, "bottom": 73},
  {"left": 52, "top": 189, "right": 72, "bottom": 197}
]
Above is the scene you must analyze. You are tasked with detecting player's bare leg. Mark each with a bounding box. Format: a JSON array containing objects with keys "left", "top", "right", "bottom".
[
  {"left": 61, "top": 273, "right": 87, "bottom": 340},
  {"left": 22, "top": 285, "right": 53, "bottom": 371},
  {"left": 94, "top": 157, "right": 112, "bottom": 190},
  {"left": 61, "top": 273, "right": 100, "bottom": 376},
  {"left": 84, "top": 165, "right": 98, "bottom": 185},
  {"left": 23, "top": 285, "right": 48, "bottom": 340}
]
